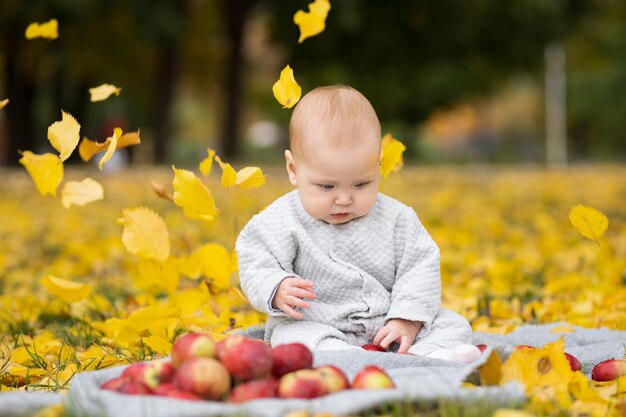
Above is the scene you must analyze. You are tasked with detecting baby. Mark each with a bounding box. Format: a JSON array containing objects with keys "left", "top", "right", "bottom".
[{"left": 236, "top": 85, "right": 480, "bottom": 363}]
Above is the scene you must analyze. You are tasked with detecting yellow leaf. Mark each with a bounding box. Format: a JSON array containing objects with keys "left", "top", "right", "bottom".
[
  {"left": 127, "top": 306, "right": 180, "bottom": 332},
  {"left": 61, "top": 178, "right": 104, "bottom": 208},
  {"left": 48, "top": 111, "right": 81, "bottom": 162},
  {"left": 134, "top": 257, "right": 179, "bottom": 295},
  {"left": 98, "top": 127, "right": 122, "bottom": 170},
  {"left": 114, "top": 324, "right": 141, "bottom": 348},
  {"left": 492, "top": 410, "right": 535, "bottom": 417},
  {"left": 235, "top": 166, "right": 266, "bottom": 189},
  {"left": 479, "top": 348, "right": 503, "bottom": 386},
  {"left": 0, "top": 98, "right": 8, "bottom": 109},
  {"left": 121, "top": 206, "right": 170, "bottom": 262},
  {"left": 502, "top": 338, "right": 574, "bottom": 402},
  {"left": 380, "top": 134, "right": 406, "bottom": 178},
  {"left": 89, "top": 84, "right": 121, "bottom": 102},
  {"left": 272, "top": 65, "right": 302, "bottom": 109},
  {"left": 79, "top": 130, "right": 140, "bottom": 162},
  {"left": 195, "top": 243, "right": 232, "bottom": 289},
  {"left": 214, "top": 156, "right": 237, "bottom": 188},
  {"left": 170, "top": 285, "right": 211, "bottom": 316},
  {"left": 293, "top": 0, "right": 331, "bottom": 43},
  {"left": 19, "top": 151, "right": 63, "bottom": 196},
  {"left": 172, "top": 166, "right": 219, "bottom": 221},
  {"left": 40, "top": 275, "right": 92, "bottom": 303},
  {"left": 569, "top": 204, "right": 609, "bottom": 245},
  {"left": 199, "top": 148, "right": 216, "bottom": 176},
  {"left": 142, "top": 335, "right": 172, "bottom": 355},
  {"left": 25, "top": 19, "right": 59, "bottom": 40}
]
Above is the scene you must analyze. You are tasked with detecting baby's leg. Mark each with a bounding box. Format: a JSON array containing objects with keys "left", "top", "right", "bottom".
[
  {"left": 408, "top": 308, "right": 480, "bottom": 363},
  {"left": 270, "top": 320, "right": 362, "bottom": 351}
]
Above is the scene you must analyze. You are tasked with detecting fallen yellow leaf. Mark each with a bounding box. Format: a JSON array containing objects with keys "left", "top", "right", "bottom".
[{"left": 40, "top": 275, "right": 92, "bottom": 303}]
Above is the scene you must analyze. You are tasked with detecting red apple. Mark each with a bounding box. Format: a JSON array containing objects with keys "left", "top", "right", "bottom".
[
  {"left": 121, "top": 363, "right": 146, "bottom": 380},
  {"left": 278, "top": 369, "right": 329, "bottom": 399},
  {"left": 173, "top": 357, "right": 231, "bottom": 400},
  {"left": 153, "top": 382, "right": 175, "bottom": 396},
  {"left": 361, "top": 344, "right": 387, "bottom": 352},
  {"left": 116, "top": 380, "right": 153, "bottom": 395},
  {"left": 513, "top": 345, "right": 535, "bottom": 350},
  {"left": 127, "top": 361, "right": 175, "bottom": 389},
  {"left": 218, "top": 335, "right": 273, "bottom": 381},
  {"left": 165, "top": 390, "right": 205, "bottom": 401},
  {"left": 591, "top": 359, "right": 626, "bottom": 382},
  {"left": 564, "top": 352, "right": 582, "bottom": 372},
  {"left": 229, "top": 376, "right": 279, "bottom": 403},
  {"left": 171, "top": 333, "right": 216, "bottom": 368},
  {"left": 271, "top": 343, "right": 314, "bottom": 378},
  {"left": 101, "top": 376, "right": 129, "bottom": 391},
  {"left": 316, "top": 365, "right": 349, "bottom": 393},
  {"left": 475, "top": 344, "right": 488, "bottom": 353},
  {"left": 352, "top": 365, "right": 395, "bottom": 389}
]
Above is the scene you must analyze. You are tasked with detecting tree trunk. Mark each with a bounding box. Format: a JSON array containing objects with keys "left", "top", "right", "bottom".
[
  {"left": 4, "top": 25, "right": 36, "bottom": 166},
  {"left": 152, "top": 0, "right": 190, "bottom": 164},
  {"left": 220, "top": 0, "right": 258, "bottom": 159}
]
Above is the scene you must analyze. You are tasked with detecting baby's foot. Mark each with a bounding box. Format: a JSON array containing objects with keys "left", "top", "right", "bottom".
[{"left": 424, "top": 344, "right": 482, "bottom": 363}]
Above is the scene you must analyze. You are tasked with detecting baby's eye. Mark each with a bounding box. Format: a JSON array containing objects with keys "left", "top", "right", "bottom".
[
  {"left": 318, "top": 184, "right": 334, "bottom": 190},
  {"left": 355, "top": 182, "right": 370, "bottom": 188}
]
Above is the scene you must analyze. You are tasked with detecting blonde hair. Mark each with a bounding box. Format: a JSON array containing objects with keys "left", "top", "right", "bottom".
[{"left": 289, "top": 85, "right": 381, "bottom": 158}]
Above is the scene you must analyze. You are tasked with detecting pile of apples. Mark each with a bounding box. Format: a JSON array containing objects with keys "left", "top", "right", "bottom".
[
  {"left": 476, "top": 343, "right": 626, "bottom": 382},
  {"left": 101, "top": 333, "right": 395, "bottom": 402}
]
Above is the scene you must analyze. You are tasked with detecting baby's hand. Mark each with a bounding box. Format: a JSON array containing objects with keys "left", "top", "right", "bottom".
[
  {"left": 373, "top": 318, "right": 423, "bottom": 354},
  {"left": 271, "top": 277, "right": 316, "bottom": 319}
]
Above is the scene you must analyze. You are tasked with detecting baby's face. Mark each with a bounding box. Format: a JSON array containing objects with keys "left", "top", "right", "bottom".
[{"left": 286, "top": 140, "right": 381, "bottom": 225}]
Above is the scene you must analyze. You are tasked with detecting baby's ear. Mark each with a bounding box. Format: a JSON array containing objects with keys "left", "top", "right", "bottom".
[{"left": 284, "top": 150, "right": 298, "bottom": 186}]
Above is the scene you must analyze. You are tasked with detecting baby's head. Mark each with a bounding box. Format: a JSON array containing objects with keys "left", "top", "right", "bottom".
[{"left": 285, "top": 85, "right": 382, "bottom": 224}]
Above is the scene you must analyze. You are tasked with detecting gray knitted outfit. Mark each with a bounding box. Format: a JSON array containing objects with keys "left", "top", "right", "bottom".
[{"left": 236, "top": 190, "right": 472, "bottom": 355}]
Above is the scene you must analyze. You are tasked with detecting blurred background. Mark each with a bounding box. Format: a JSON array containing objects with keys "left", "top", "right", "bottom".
[{"left": 1, "top": 0, "right": 625, "bottom": 167}]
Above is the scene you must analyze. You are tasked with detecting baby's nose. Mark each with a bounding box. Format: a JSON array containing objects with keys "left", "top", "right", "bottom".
[{"left": 335, "top": 194, "right": 352, "bottom": 205}]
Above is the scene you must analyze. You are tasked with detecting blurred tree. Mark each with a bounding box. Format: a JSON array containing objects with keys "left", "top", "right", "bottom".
[{"left": 260, "top": 0, "right": 593, "bottom": 158}]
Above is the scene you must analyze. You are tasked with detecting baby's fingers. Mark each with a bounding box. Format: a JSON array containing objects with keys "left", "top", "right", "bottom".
[
  {"left": 373, "top": 327, "right": 389, "bottom": 346},
  {"left": 288, "top": 287, "right": 316, "bottom": 300},
  {"left": 286, "top": 295, "right": 310, "bottom": 309},
  {"left": 280, "top": 303, "right": 304, "bottom": 319},
  {"left": 397, "top": 335, "right": 412, "bottom": 354},
  {"left": 290, "top": 277, "right": 314, "bottom": 289}
]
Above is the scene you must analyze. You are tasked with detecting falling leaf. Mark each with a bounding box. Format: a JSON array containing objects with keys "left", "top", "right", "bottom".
[
  {"left": 569, "top": 204, "right": 609, "bottom": 245},
  {"left": 380, "top": 134, "right": 406, "bottom": 178},
  {"left": 61, "top": 178, "right": 104, "bottom": 208},
  {"left": 235, "top": 166, "right": 266, "bottom": 189},
  {"left": 199, "top": 148, "right": 216, "bottom": 176},
  {"left": 214, "top": 156, "right": 237, "bottom": 188},
  {"left": 18, "top": 151, "right": 64, "bottom": 196},
  {"left": 272, "top": 65, "right": 302, "bottom": 109},
  {"left": 120, "top": 206, "right": 170, "bottom": 262},
  {"left": 48, "top": 110, "right": 81, "bottom": 162},
  {"left": 98, "top": 128, "right": 122, "bottom": 170},
  {"left": 25, "top": 19, "right": 58, "bottom": 40},
  {"left": 293, "top": 0, "right": 331, "bottom": 43},
  {"left": 40, "top": 275, "right": 92, "bottom": 303},
  {"left": 150, "top": 180, "right": 173, "bottom": 201},
  {"left": 0, "top": 99, "right": 8, "bottom": 109},
  {"left": 89, "top": 84, "right": 122, "bottom": 102},
  {"left": 79, "top": 129, "right": 140, "bottom": 162},
  {"left": 171, "top": 166, "right": 219, "bottom": 221}
]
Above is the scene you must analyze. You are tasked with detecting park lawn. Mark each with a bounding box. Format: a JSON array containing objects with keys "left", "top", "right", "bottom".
[{"left": 0, "top": 164, "right": 625, "bottom": 416}]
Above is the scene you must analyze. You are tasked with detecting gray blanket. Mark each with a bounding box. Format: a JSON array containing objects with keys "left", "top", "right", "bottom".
[{"left": 2, "top": 323, "right": 625, "bottom": 417}]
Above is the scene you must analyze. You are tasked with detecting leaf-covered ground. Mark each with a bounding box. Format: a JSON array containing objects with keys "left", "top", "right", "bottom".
[{"left": 0, "top": 164, "right": 625, "bottom": 415}]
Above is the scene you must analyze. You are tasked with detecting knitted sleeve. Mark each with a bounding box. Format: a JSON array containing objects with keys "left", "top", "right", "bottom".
[
  {"left": 385, "top": 206, "right": 441, "bottom": 336},
  {"left": 235, "top": 216, "right": 296, "bottom": 317}
]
